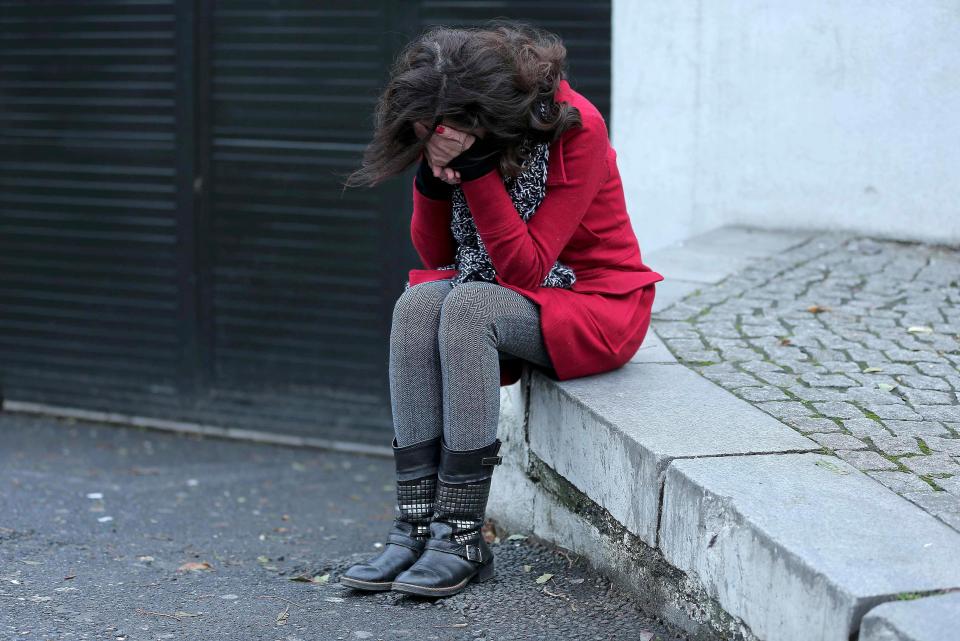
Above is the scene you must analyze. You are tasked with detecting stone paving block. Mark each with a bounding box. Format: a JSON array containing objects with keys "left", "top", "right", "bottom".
[
  {"left": 899, "top": 388, "right": 955, "bottom": 405},
  {"left": 866, "top": 471, "right": 938, "bottom": 495},
  {"left": 786, "top": 417, "right": 845, "bottom": 434},
  {"left": 870, "top": 435, "right": 925, "bottom": 457},
  {"left": 901, "top": 491, "right": 960, "bottom": 531},
  {"left": 860, "top": 592, "right": 960, "bottom": 641},
  {"left": 900, "top": 375, "right": 953, "bottom": 391},
  {"left": 660, "top": 453, "right": 960, "bottom": 641},
  {"left": 914, "top": 405, "right": 960, "bottom": 422},
  {"left": 885, "top": 421, "right": 954, "bottom": 439},
  {"left": 787, "top": 385, "right": 847, "bottom": 402},
  {"left": 845, "top": 386, "right": 907, "bottom": 405},
  {"left": 800, "top": 373, "right": 859, "bottom": 388},
  {"left": 936, "top": 476, "right": 960, "bottom": 498},
  {"left": 527, "top": 364, "right": 818, "bottom": 545},
  {"left": 813, "top": 401, "right": 865, "bottom": 419},
  {"left": 843, "top": 418, "right": 892, "bottom": 439},
  {"left": 835, "top": 450, "right": 900, "bottom": 471},
  {"left": 900, "top": 453, "right": 960, "bottom": 476},
  {"left": 926, "top": 436, "right": 960, "bottom": 456},
  {"left": 737, "top": 386, "right": 790, "bottom": 402},
  {"left": 869, "top": 405, "right": 925, "bottom": 421},
  {"left": 754, "top": 401, "right": 817, "bottom": 422}
]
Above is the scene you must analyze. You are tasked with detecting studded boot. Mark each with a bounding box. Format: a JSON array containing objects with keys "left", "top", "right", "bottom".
[
  {"left": 391, "top": 438, "right": 502, "bottom": 597},
  {"left": 339, "top": 435, "right": 441, "bottom": 591}
]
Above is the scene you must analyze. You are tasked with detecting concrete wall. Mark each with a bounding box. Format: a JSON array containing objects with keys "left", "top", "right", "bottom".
[{"left": 611, "top": 1, "right": 960, "bottom": 252}]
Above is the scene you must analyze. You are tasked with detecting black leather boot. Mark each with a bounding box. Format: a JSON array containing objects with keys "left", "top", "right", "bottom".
[
  {"left": 339, "top": 435, "right": 441, "bottom": 591},
  {"left": 391, "top": 438, "right": 502, "bottom": 597}
]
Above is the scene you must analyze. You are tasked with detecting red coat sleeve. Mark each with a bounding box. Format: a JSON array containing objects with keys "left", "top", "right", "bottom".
[
  {"left": 458, "top": 117, "right": 610, "bottom": 290},
  {"left": 409, "top": 173, "right": 456, "bottom": 269}
]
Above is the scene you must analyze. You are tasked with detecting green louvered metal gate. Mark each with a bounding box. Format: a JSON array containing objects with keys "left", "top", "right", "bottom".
[{"left": 0, "top": 0, "right": 611, "bottom": 444}]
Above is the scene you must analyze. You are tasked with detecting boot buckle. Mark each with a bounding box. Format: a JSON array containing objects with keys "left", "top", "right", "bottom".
[
  {"left": 481, "top": 456, "right": 502, "bottom": 466},
  {"left": 464, "top": 544, "right": 483, "bottom": 562}
]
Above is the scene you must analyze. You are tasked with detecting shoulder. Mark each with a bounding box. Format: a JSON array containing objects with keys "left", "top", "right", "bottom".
[{"left": 555, "top": 79, "right": 608, "bottom": 138}]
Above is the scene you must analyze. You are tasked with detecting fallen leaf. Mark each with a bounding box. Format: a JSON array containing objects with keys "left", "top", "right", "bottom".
[
  {"left": 806, "top": 305, "right": 831, "bottom": 314},
  {"left": 862, "top": 367, "right": 883, "bottom": 373},
  {"left": 779, "top": 337, "right": 793, "bottom": 346},
  {"left": 522, "top": 565, "right": 532, "bottom": 573},
  {"left": 256, "top": 556, "right": 270, "bottom": 564},
  {"left": 28, "top": 595, "right": 51, "bottom": 603},
  {"left": 289, "top": 574, "right": 326, "bottom": 583},
  {"left": 535, "top": 573, "right": 554, "bottom": 584},
  {"left": 907, "top": 326, "right": 933, "bottom": 334},
  {"left": 178, "top": 562, "right": 213, "bottom": 572},
  {"left": 276, "top": 606, "right": 289, "bottom": 626},
  {"left": 506, "top": 534, "right": 528, "bottom": 541},
  {"left": 63, "top": 575, "right": 75, "bottom": 581},
  {"left": 877, "top": 383, "right": 898, "bottom": 392}
]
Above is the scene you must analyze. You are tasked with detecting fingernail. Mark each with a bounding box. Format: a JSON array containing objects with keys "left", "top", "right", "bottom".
[{"left": 435, "top": 125, "right": 445, "bottom": 133}]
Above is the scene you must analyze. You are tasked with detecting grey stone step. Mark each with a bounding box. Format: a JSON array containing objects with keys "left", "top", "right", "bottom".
[
  {"left": 527, "top": 362, "right": 819, "bottom": 544},
  {"left": 661, "top": 453, "right": 960, "bottom": 641},
  {"left": 860, "top": 592, "right": 960, "bottom": 641}
]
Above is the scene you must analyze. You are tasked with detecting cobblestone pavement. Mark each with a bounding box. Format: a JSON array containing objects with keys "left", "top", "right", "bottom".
[
  {"left": 654, "top": 234, "right": 960, "bottom": 531},
  {"left": 0, "top": 413, "right": 694, "bottom": 641}
]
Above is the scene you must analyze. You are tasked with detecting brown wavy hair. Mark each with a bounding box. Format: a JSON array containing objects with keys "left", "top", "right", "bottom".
[{"left": 341, "top": 20, "right": 582, "bottom": 189}]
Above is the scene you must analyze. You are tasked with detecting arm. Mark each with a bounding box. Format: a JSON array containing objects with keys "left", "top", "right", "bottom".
[
  {"left": 458, "top": 119, "right": 610, "bottom": 290},
  {"left": 410, "top": 158, "right": 456, "bottom": 268}
]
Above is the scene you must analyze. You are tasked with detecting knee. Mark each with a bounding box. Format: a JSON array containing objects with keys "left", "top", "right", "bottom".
[
  {"left": 392, "top": 281, "right": 448, "bottom": 328},
  {"left": 438, "top": 282, "right": 497, "bottom": 340}
]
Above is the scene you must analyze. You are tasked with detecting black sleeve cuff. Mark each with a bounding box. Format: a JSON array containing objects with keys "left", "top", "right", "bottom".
[
  {"left": 448, "top": 135, "right": 503, "bottom": 182},
  {"left": 414, "top": 157, "right": 454, "bottom": 200}
]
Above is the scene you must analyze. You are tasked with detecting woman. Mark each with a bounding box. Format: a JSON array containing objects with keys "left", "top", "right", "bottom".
[{"left": 338, "top": 22, "right": 663, "bottom": 597}]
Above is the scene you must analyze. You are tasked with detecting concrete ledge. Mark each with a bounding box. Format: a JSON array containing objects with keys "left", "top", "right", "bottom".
[
  {"left": 662, "top": 454, "right": 960, "bottom": 641},
  {"left": 489, "top": 225, "right": 960, "bottom": 641},
  {"left": 860, "top": 592, "right": 960, "bottom": 641},
  {"left": 527, "top": 363, "right": 818, "bottom": 545}
]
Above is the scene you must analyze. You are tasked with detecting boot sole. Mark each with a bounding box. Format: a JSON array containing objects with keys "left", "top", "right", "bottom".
[
  {"left": 391, "top": 559, "right": 495, "bottom": 597},
  {"left": 338, "top": 576, "right": 394, "bottom": 591}
]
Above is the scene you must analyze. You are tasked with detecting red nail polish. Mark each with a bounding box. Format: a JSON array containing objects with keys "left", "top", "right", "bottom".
[{"left": 435, "top": 125, "right": 445, "bottom": 133}]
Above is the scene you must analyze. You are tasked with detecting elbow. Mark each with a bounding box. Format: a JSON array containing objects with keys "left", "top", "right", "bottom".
[{"left": 499, "top": 259, "right": 548, "bottom": 290}]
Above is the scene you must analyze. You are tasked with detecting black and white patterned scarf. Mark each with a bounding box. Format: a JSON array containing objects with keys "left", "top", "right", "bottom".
[{"left": 406, "top": 135, "right": 577, "bottom": 290}]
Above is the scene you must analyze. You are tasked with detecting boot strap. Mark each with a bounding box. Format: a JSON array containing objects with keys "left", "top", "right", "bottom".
[
  {"left": 481, "top": 455, "right": 502, "bottom": 466},
  {"left": 387, "top": 527, "right": 426, "bottom": 553},
  {"left": 424, "top": 537, "right": 486, "bottom": 563}
]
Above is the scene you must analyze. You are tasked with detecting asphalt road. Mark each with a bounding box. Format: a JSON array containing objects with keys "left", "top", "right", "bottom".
[{"left": 0, "top": 413, "right": 695, "bottom": 641}]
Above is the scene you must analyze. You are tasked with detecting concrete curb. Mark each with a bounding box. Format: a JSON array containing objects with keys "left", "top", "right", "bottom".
[{"left": 489, "top": 227, "right": 960, "bottom": 641}]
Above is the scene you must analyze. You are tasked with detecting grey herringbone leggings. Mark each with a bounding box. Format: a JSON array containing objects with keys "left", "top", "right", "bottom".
[{"left": 389, "top": 279, "right": 555, "bottom": 451}]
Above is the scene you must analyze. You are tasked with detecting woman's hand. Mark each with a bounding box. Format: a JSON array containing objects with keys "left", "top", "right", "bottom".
[{"left": 413, "top": 121, "right": 476, "bottom": 184}]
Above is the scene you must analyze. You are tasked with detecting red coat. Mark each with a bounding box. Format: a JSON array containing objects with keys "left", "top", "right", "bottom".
[{"left": 406, "top": 78, "right": 664, "bottom": 387}]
